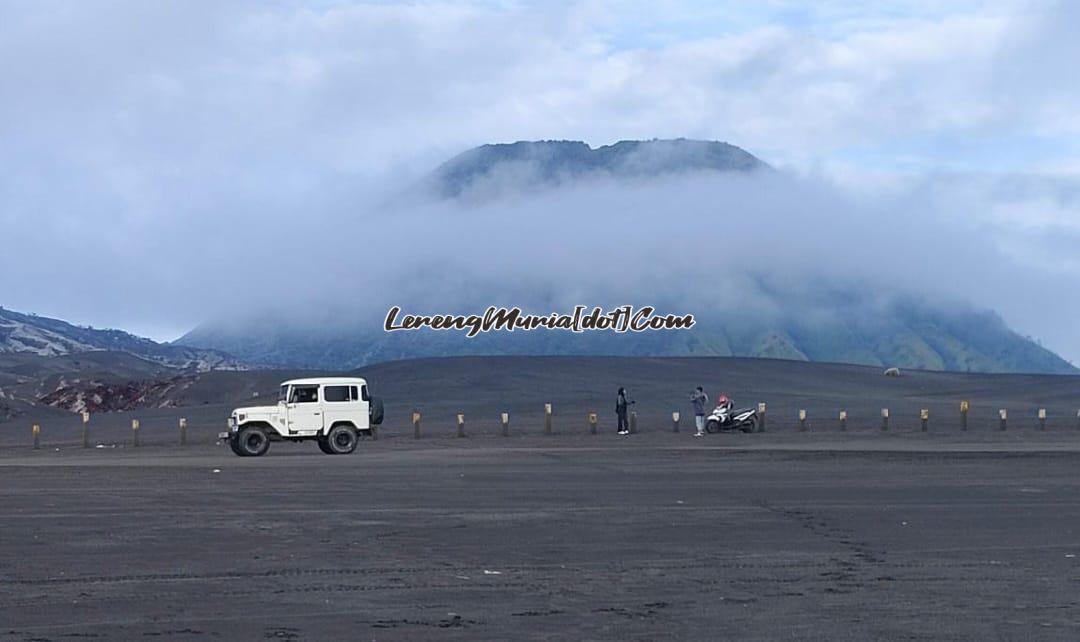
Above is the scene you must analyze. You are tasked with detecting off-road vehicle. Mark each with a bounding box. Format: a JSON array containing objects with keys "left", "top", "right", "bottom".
[{"left": 220, "top": 377, "right": 384, "bottom": 456}]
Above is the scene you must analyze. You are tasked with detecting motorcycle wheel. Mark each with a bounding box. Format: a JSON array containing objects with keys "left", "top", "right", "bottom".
[
  {"left": 705, "top": 419, "right": 720, "bottom": 434},
  {"left": 741, "top": 416, "right": 758, "bottom": 433}
]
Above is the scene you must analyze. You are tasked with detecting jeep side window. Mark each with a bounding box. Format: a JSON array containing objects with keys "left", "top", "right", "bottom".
[
  {"left": 290, "top": 385, "right": 319, "bottom": 403},
  {"left": 361, "top": 385, "right": 369, "bottom": 402},
  {"left": 324, "top": 385, "right": 350, "bottom": 403},
  {"left": 278, "top": 385, "right": 289, "bottom": 402}
]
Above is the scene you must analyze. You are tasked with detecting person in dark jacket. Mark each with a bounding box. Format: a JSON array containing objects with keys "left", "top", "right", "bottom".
[
  {"left": 616, "top": 387, "right": 633, "bottom": 435},
  {"left": 690, "top": 386, "right": 709, "bottom": 437}
]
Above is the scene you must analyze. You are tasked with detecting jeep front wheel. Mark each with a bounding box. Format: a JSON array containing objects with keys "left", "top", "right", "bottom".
[
  {"left": 236, "top": 425, "right": 270, "bottom": 457},
  {"left": 325, "top": 424, "right": 358, "bottom": 455}
]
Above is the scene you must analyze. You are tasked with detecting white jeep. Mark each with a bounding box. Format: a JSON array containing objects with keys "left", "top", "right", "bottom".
[{"left": 220, "top": 377, "right": 384, "bottom": 457}]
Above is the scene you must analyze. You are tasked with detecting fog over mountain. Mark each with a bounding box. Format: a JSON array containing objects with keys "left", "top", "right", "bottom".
[
  {"left": 4, "top": 2, "right": 1080, "bottom": 370},
  {"left": 175, "top": 139, "right": 1075, "bottom": 374}
]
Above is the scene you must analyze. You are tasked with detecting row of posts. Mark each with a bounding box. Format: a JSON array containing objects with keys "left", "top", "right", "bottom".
[
  {"left": 412, "top": 404, "right": 639, "bottom": 438},
  {"left": 406, "top": 402, "right": 1079, "bottom": 437},
  {"left": 31, "top": 413, "right": 187, "bottom": 449},
  {"left": 27, "top": 403, "right": 1080, "bottom": 448},
  {"left": 796, "top": 402, "right": 1064, "bottom": 431}
]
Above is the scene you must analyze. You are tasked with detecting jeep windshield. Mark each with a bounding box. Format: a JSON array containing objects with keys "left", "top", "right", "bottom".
[{"left": 278, "top": 385, "right": 289, "bottom": 402}]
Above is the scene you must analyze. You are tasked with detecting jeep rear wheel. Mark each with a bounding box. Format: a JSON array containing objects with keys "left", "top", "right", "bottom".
[
  {"left": 325, "top": 424, "right": 358, "bottom": 455},
  {"left": 236, "top": 425, "right": 270, "bottom": 457},
  {"left": 316, "top": 435, "right": 334, "bottom": 455}
]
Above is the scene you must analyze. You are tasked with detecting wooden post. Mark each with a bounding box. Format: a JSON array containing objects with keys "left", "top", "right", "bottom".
[
  {"left": 412, "top": 411, "right": 421, "bottom": 439},
  {"left": 132, "top": 419, "right": 140, "bottom": 446},
  {"left": 1038, "top": 408, "right": 1046, "bottom": 431},
  {"left": 501, "top": 412, "right": 509, "bottom": 437},
  {"left": 960, "top": 401, "right": 969, "bottom": 431},
  {"left": 629, "top": 410, "right": 638, "bottom": 434},
  {"left": 920, "top": 408, "right": 929, "bottom": 432},
  {"left": 82, "top": 411, "right": 90, "bottom": 448},
  {"left": 456, "top": 413, "right": 465, "bottom": 438},
  {"left": 32, "top": 424, "right": 40, "bottom": 450},
  {"left": 799, "top": 409, "right": 807, "bottom": 432},
  {"left": 999, "top": 408, "right": 1007, "bottom": 431},
  {"left": 588, "top": 412, "right": 598, "bottom": 435},
  {"left": 881, "top": 408, "right": 889, "bottom": 431},
  {"left": 545, "top": 403, "right": 553, "bottom": 435},
  {"left": 758, "top": 402, "right": 767, "bottom": 432},
  {"left": 672, "top": 411, "right": 680, "bottom": 433},
  {"left": 839, "top": 410, "right": 847, "bottom": 431},
  {"left": 179, "top": 417, "right": 187, "bottom": 446}
]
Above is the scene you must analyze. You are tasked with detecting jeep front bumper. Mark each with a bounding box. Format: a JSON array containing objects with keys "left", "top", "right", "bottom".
[{"left": 219, "top": 417, "right": 238, "bottom": 440}]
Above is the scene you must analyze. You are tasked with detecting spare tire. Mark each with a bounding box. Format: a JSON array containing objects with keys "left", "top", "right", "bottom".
[{"left": 369, "top": 396, "right": 384, "bottom": 426}]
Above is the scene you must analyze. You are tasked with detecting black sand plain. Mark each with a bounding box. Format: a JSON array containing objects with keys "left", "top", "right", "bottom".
[{"left": 3, "top": 356, "right": 1080, "bottom": 640}]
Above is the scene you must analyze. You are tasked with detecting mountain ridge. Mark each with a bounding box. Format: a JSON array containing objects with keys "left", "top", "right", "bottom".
[
  {"left": 427, "top": 138, "right": 767, "bottom": 198},
  {"left": 0, "top": 306, "right": 245, "bottom": 372}
]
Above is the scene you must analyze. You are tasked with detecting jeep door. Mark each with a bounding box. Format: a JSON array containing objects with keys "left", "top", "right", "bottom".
[
  {"left": 322, "top": 384, "right": 365, "bottom": 430},
  {"left": 286, "top": 384, "right": 324, "bottom": 434}
]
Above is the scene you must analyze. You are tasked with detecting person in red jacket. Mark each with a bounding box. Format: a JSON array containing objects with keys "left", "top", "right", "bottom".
[{"left": 716, "top": 394, "right": 732, "bottom": 413}]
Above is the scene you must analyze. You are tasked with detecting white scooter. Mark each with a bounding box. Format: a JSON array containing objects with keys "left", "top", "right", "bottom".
[{"left": 705, "top": 398, "right": 759, "bottom": 433}]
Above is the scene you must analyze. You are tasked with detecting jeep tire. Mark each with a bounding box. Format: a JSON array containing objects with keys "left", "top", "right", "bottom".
[
  {"left": 316, "top": 435, "right": 334, "bottom": 455},
  {"left": 236, "top": 425, "right": 271, "bottom": 457},
  {"left": 325, "top": 424, "right": 359, "bottom": 455}
]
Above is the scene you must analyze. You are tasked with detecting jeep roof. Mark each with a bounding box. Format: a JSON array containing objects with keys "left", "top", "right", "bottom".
[{"left": 281, "top": 377, "right": 368, "bottom": 386}]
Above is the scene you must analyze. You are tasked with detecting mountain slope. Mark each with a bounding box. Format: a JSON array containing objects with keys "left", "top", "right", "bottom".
[
  {"left": 177, "top": 296, "right": 1076, "bottom": 374},
  {"left": 0, "top": 307, "right": 244, "bottom": 371}
]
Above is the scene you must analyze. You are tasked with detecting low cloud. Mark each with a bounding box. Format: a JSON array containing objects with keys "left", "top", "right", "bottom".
[{"left": 90, "top": 161, "right": 1080, "bottom": 363}]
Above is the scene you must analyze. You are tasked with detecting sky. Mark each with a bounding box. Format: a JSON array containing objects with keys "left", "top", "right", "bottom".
[{"left": 1, "top": 0, "right": 1079, "bottom": 362}]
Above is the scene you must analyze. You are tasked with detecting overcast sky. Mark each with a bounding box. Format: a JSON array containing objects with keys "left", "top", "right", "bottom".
[{"left": 2, "top": 1, "right": 1079, "bottom": 361}]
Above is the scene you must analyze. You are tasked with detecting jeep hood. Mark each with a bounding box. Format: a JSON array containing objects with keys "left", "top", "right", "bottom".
[{"left": 232, "top": 405, "right": 279, "bottom": 416}]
